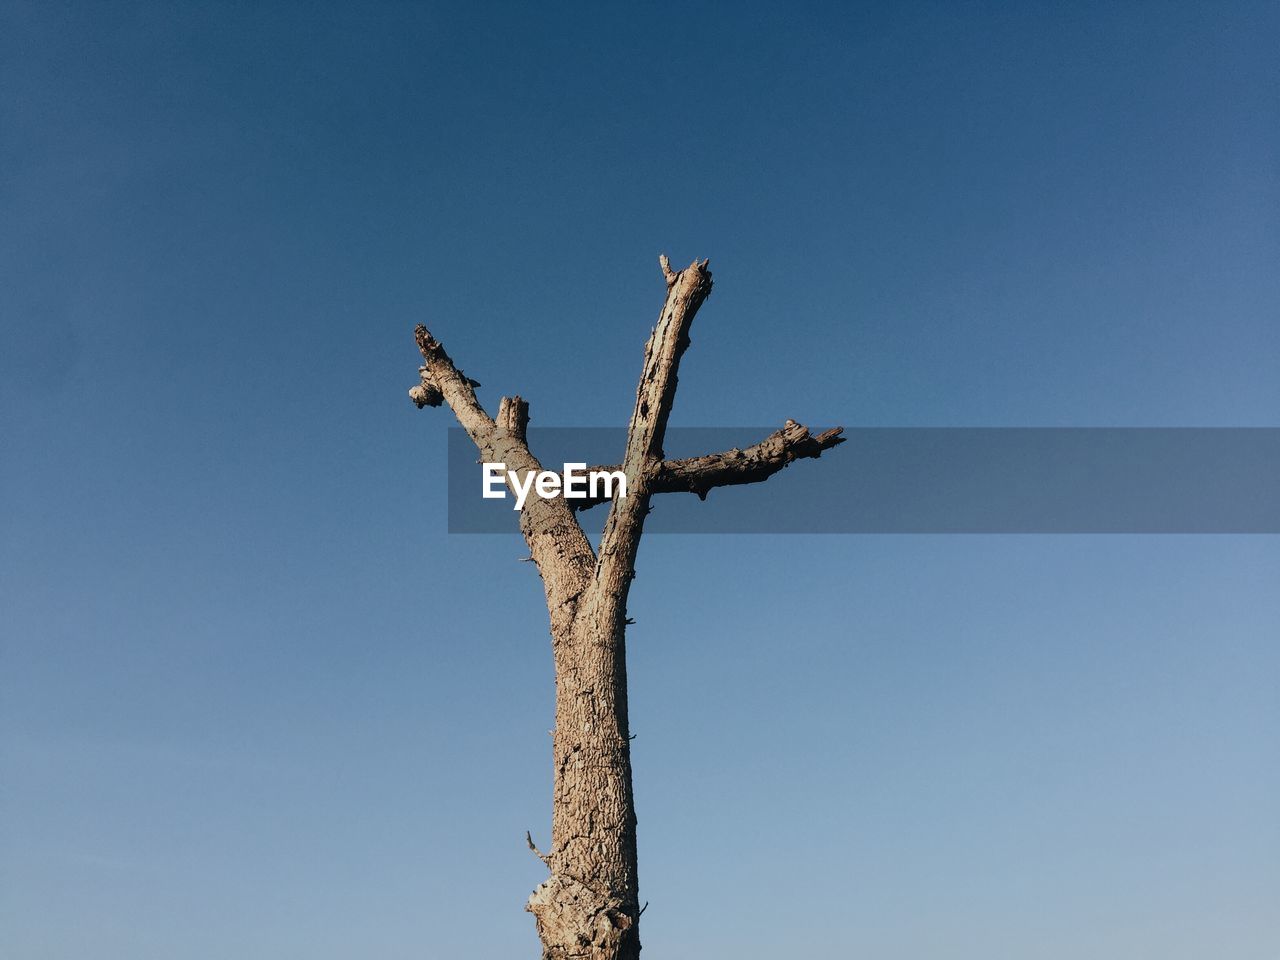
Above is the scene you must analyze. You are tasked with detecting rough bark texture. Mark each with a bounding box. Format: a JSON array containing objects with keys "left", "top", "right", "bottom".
[
  {"left": 566, "top": 421, "right": 845, "bottom": 511},
  {"left": 408, "top": 256, "right": 843, "bottom": 959}
]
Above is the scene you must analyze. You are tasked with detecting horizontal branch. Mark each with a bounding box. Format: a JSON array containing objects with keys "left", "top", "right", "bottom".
[{"left": 569, "top": 420, "right": 845, "bottom": 511}]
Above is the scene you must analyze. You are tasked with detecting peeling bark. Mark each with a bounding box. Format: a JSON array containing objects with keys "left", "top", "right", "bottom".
[{"left": 408, "top": 256, "right": 843, "bottom": 959}]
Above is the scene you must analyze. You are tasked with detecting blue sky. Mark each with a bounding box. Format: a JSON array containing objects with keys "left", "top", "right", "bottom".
[{"left": 1, "top": 2, "right": 1277, "bottom": 957}]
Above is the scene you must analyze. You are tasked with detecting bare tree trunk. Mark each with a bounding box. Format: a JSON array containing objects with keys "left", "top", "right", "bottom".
[
  {"left": 407, "top": 256, "right": 843, "bottom": 959},
  {"left": 526, "top": 613, "right": 640, "bottom": 959}
]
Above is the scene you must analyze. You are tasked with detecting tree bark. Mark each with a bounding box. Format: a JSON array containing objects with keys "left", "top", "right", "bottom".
[
  {"left": 526, "top": 258, "right": 714, "bottom": 959},
  {"left": 408, "top": 256, "right": 843, "bottom": 959}
]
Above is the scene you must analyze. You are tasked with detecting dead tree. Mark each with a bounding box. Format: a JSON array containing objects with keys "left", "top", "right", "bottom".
[{"left": 407, "top": 256, "right": 844, "bottom": 959}]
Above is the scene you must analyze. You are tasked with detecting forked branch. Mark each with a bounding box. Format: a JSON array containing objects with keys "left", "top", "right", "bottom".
[
  {"left": 408, "top": 325, "right": 595, "bottom": 629},
  {"left": 407, "top": 258, "right": 844, "bottom": 633}
]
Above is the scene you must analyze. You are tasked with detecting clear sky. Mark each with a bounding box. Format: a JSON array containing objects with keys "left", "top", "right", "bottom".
[{"left": 2, "top": 2, "right": 1277, "bottom": 957}]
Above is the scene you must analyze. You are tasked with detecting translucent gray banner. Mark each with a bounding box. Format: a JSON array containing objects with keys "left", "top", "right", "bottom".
[{"left": 446, "top": 428, "right": 1280, "bottom": 533}]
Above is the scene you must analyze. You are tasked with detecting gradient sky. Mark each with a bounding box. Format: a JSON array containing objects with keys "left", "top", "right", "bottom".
[{"left": 2, "top": 2, "right": 1278, "bottom": 958}]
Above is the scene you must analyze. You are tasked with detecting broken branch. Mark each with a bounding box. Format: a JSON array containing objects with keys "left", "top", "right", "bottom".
[
  {"left": 567, "top": 421, "right": 845, "bottom": 511},
  {"left": 411, "top": 325, "right": 495, "bottom": 449}
]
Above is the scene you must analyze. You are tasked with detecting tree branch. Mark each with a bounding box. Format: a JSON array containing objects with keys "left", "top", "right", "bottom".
[
  {"left": 411, "top": 325, "right": 495, "bottom": 451},
  {"left": 408, "top": 326, "right": 596, "bottom": 631},
  {"left": 526, "top": 830, "right": 551, "bottom": 865},
  {"left": 567, "top": 421, "right": 845, "bottom": 511},
  {"left": 590, "top": 257, "right": 714, "bottom": 624}
]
